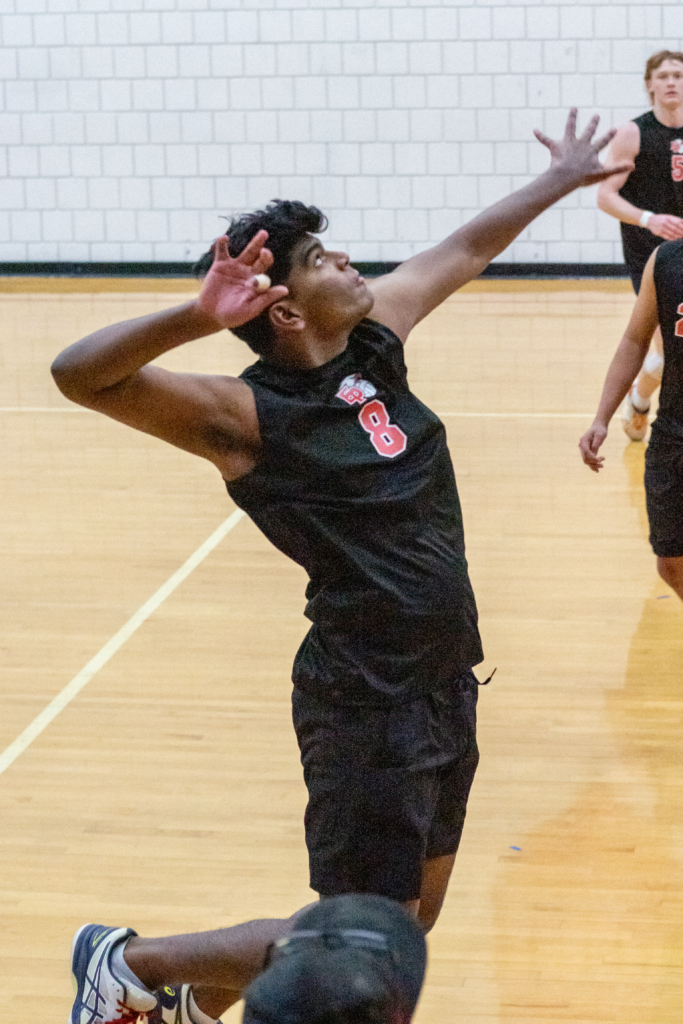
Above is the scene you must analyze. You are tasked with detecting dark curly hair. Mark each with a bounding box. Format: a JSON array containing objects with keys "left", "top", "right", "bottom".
[
  {"left": 241, "top": 896, "right": 426, "bottom": 1024},
  {"left": 194, "top": 200, "right": 328, "bottom": 356}
]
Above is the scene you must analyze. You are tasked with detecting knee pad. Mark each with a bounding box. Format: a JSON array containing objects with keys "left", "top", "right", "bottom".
[{"left": 643, "top": 351, "right": 664, "bottom": 380}]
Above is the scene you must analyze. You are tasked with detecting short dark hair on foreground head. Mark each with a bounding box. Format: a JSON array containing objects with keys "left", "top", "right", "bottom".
[
  {"left": 241, "top": 895, "right": 427, "bottom": 1024},
  {"left": 194, "top": 200, "right": 328, "bottom": 357}
]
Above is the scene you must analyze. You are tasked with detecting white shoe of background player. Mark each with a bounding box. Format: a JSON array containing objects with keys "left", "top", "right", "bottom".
[{"left": 621, "top": 385, "right": 650, "bottom": 442}]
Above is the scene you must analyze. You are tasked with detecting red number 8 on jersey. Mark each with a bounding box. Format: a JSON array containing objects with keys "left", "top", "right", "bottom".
[
  {"left": 358, "top": 399, "right": 407, "bottom": 458},
  {"left": 676, "top": 302, "right": 683, "bottom": 337}
]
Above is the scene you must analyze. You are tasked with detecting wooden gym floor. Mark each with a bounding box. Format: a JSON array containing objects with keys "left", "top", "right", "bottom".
[{"left": 1, "top": 277, "right": 681, "bottom": 1023}]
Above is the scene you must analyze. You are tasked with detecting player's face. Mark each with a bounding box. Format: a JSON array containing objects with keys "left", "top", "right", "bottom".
[
  {"left": 285, "top": 235, "right": 374, "bottom": 332},
  {"left": 648, "top": 60, "right": 683, "bottom": 108}
]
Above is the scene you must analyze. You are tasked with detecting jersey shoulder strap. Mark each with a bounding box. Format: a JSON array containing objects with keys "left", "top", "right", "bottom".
[
  {"left": 632, "top": 110, "right": 658, "bottom": 132},
  {"left": 654, "top": 238, "right": 683, "bottom": 281}
]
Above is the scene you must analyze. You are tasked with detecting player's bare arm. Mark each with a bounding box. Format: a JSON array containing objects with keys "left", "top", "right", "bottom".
[
  {"left": 578, "top": 250, "right": 660, "bottom": 472},
  {"left": 51, "top": 233, "right": 288, "bottom": 480},
  {"left": 369, "top": 110, "right": 634, "bottom": 342},
  {"left": 597, "top": 122, "right": 683, "bottom": 240}
]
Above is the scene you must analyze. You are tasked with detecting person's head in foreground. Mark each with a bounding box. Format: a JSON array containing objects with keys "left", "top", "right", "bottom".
[
  {"left": 242, "top": 895, "right": 427, "bottom": 1024},
  {"left": 195, "top": 199, "right": 372, "bottom": 358}
]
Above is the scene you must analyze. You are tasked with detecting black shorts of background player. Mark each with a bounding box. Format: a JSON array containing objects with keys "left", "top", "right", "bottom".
[
  {"left": 68, "top": 894, "right": 426, "bottom": 1024},
  {"left": 52, "top": 111, "right": 629, "bottom": 1024},
  {"left": 580, "top": 240, "right": 683, "bottom": 602},
  {"left": 598, "top": 50, "right": 683, "bottom": 441}
]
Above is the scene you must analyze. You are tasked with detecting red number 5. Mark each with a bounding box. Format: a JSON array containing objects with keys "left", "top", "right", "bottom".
[
  {"left": 358, "top": 399, "right": 407, "bottom": 458},
  {"left": 672, "top": 155, "right": 683, "bottom": 181}
]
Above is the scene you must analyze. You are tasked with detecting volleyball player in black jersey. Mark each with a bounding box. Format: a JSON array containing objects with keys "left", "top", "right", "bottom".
[
  {"left": 53, "top": 110, "right": 629, "bottom": 1024},
  {"left": 579, "top": 240, "right": 683, "bottom": 602},
  {"left": 598, "top": 50, "right": 683, "bottom": 440}
]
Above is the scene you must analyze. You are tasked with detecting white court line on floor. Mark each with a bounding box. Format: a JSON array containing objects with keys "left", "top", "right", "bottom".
[
  {"left": 438, "top": 412, "right": 595, "bottom": 418},
  {"left": 0, "top": 508, "right": 245, "bottom": 778}
]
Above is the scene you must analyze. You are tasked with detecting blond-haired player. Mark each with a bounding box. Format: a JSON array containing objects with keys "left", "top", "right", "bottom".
[{"left": 598, "top": 50, "right": 683, "bottom": 440}]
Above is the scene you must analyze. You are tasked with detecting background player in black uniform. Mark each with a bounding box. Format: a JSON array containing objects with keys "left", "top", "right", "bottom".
[
  {"left": 579, "top": 241, "right": 683, "bottom": 602},
  {"left": 68, "top": 893, "right": 426, "bottom": 1024},
  {"left": 52, "top": 110, "right": 629, "bottom": 1024},
  {"left": 598, "top": 50, "right": 683, "bottom": 440}
]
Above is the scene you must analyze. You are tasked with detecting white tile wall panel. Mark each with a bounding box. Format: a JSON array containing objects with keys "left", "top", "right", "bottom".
[
  {"left": 363, "top": 207, "right": 394, "bottom": 240},
  {"left": 493, "top": 8, "right": 525, "bottom": 41},
  {"left": 376, "top": 40, "right": 406, "bottom": 75},
  {"left": 461, "top": 75, "right": 493, "bottom": 109},
  {"left": 28, "top": 240, "right": 59, "bottom": 257},
  {"left": 120, "top": 176, "right": 149, "bottom": 206},
  {"left": 628, "top": 7, "right": 661, "bottom": 39},
  {"left": 560, "top": 73, "right": 594, "bottom": 108},
  {"left": 2, "top": 0, "right": 681, "bottom": 264},
  {"left": 478, "top": 108, "right": 510, "bottom": 142},
  {"left": 378, "top": 174, "right": 410, "bottom": 208},
  {"left": 445, "top": 174, "right": 478, "bottom": 210},
  {"left": 26, "top": 176, "right": 55, "bottom": 206}
]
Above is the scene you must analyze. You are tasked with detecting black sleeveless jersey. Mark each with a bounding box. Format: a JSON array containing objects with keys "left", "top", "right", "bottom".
[
  {"left": 620, "top": 111, "right": 683, "bottom": 278},
  {"left": 652, "top": 240, "right": 683, "bottom": 438},
  {"left": 226, "top": 319, "right": 483, "bottom": 705}
]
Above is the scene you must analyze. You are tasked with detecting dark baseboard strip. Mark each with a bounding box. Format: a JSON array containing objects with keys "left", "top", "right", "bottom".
[
  {"left": 0, "top": 261, "right": 629, "bottom": 279},
  {"left": 0, "top": 262, "right": 196, "bottom": 277},
  {"left": 479, "top": 262, "right": 628, "bottom": 278}
]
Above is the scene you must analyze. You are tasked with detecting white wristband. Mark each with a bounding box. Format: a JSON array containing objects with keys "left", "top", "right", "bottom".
[{"left": 639, "top": 210, "right": 654, "bottom": 228}]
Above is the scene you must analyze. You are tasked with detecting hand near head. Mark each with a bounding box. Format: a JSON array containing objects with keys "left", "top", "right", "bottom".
[
  {"left": 196, "top": 230, "right": 289, "bottom": 330},
  {"left": 534, "top": 108, "right": 635, "bottom": 188},
  {"left": 578, "top": 421, "right": 608, "bottom": 472}
]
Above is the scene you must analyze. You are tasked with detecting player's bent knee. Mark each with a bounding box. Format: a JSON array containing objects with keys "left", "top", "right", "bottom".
[
  {"left": 643, "top": 351, "right": 664, "bottom": 381},
  {"left": 656, "top": 556, "right": 683, "bottom": 593},
  {"left": 416, "top": 905, "right": 440, "bottom": 934}
]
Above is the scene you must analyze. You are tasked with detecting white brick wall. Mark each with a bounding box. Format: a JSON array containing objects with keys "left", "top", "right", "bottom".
[{"left": 0, "top": 0, "right": 681, "bottom": 265}]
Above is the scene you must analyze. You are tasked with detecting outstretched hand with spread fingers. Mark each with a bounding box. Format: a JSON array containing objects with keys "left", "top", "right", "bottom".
[
  {"left": 197, "top": 229, "right": 289, "bottom": 330},
  {"left": 534, "top": 108, "right": 635, "bottom": 188}
]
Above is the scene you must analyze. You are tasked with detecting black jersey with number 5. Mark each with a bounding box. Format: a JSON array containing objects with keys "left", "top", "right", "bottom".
[
  {"left": 652, "top": 239, "right": 683, "bottom": 438},
  {"left": 620, "top": 111, "right": 683, "bottom": 283},
  {"left": 226, "top": 319, "right": 483, "bottom": 704}
]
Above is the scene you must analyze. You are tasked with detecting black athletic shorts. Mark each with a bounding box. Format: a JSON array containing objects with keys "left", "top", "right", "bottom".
[
  {"left": 644, "top": 425, "right": 683, "bottom": 558},
  {"left": 291, "top": 670, "right": 480, "bottom": 903},
  {"left": 621, "top": 223, "right": 659, "bottom": 294}
]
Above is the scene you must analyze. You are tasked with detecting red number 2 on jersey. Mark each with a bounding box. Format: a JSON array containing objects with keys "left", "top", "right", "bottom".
[
  {"left": 358, "top": 399, "right": 407, "bottom": 458},
  {"left": 672, "top": 155, "right": 683, "bottom": 182},
  {"left": 675, "top": 302, "right": 683, "bottom": 337}
]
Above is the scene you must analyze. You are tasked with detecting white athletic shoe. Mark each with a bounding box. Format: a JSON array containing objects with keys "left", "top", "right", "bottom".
[
  {"left": 621, "top": 385, "right": 650, "bottom": 442},
  {"left": 69, "top": 924, "right": 158, "bottom": 1024},
  {"left": 155, "top": 985, "right": 222, "bottom": 1024}
]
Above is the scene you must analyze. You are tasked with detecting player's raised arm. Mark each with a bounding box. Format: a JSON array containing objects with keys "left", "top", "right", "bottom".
[
  {"left": 369, "top": 110, "right": 634, "bottom": 342},
  {"left": 578, "top": 250, "right": 660, "bottom": 472},
  {"left": 50, "top": 232, "right": 287, "bottom": 475}
]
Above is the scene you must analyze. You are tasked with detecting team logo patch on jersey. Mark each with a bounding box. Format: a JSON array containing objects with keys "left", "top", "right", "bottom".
[
  {"left": 671, "top": 139, "right": 683, "bottom": 154},
  {"left": 336, "top": 373, "right": 377, "bottom": 405}
]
